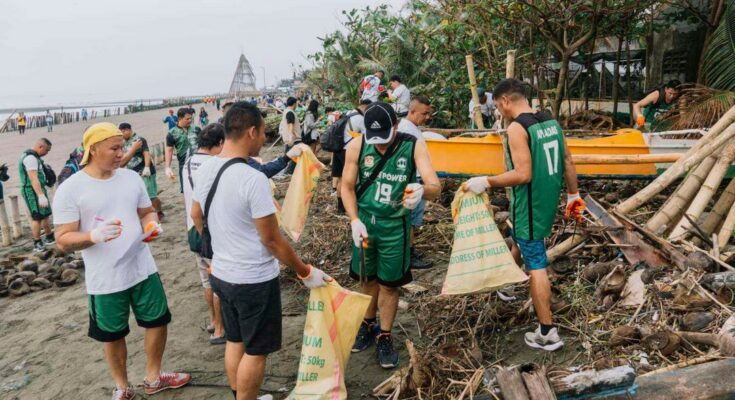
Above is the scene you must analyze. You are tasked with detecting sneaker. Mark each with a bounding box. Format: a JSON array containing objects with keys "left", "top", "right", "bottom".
[
  {"left": 157, "top": 211, "right": 165, "bottom": 222},
  {"left": 209, "top": 335, "right": 226, "bottom": 345},
  {"left": 143, "top": 371, "right": 191, "bottom": 395},
  {"left": 410, "top": 249, "right": 433, "bottom": 270},
  {"left": 376, "top": 333, "right": 399, "bottom": 369},
  {"left": 352, "top": 321, "right": 378, "bottom": 353},
  {"left": 111, "top": 386, "right": 136, "bottom": 400},
  {"left": 43, "top": 235, "right": 55, "bottom": 246},
  {"left": 33, "top": 241, "right": 45, "bottom": 253},
  {"left": 205, "top": 323, "right": 215, "bottom": 334},
  {"left": 524, "top": 327, "right": 564, "bottom": 351}
]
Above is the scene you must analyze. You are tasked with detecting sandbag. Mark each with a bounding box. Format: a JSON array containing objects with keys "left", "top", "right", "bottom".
[
  {"left": 281, "top": 147, "right": 324, "bottom": 241},
  {"left": 441, "top": 189, "right": 528, "bottom": 295},
  {"left": 289, "top": 281, "right": 371, "bottom": 400}
]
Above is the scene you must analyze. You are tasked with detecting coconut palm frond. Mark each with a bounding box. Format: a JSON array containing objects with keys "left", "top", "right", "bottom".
[
  {"left": 702, "top": 2, "right": 735, "bottom": 91},
  {"left": 659, "top": 84, "right": 735, "bottom": 130}
]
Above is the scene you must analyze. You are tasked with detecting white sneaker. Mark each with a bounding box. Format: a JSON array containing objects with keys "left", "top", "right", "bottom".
[
  {"left": 524, "top": 326, "right": 564, "bottom": 351},
  {"left": 258, "top": 395, "right": 273, "bottom": 400}
]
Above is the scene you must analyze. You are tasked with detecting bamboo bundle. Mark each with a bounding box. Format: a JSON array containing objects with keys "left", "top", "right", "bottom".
[
  {"left": 617, "top": 106, "right": 735, "bottom": 214},
  {"left": 699, "top": 178, "right": 735, "bottom": 241},
  {"left": 645, "top": 155, "right": 719, "bottom": 235},
  {"left": 718, "top": 202, "right": 735, "bottom": 251},
  {"left": 572, "top": 153, "right": 681, "bottom": 165},
  {"left": 670, "top": 141, "right": 735, "bottom": 239}
]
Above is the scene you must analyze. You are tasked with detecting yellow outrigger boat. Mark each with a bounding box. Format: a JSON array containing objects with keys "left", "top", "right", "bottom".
[{"left": 424, "top": 128, "right": 705, "bottom": 179}]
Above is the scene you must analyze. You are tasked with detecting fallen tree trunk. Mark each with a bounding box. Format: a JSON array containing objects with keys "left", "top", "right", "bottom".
[{"left": 670, "top": 141, "right": 735, "bottom": 239}]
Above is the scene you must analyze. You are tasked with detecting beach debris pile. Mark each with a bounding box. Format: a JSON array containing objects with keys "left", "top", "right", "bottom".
[{"left": 0, "top": 249, "right": 83, "bottom": 297}]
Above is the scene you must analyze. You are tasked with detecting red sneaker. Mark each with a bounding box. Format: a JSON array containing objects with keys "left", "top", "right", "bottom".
[
  {"left": 143, "top": 371, "right": 191, "bottom": 395},
  {"left": 111, "top": 386, "right": 136, "bottom": 400}
]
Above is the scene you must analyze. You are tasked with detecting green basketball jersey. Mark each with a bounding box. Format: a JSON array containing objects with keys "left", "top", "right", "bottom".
[
  {"left": 18, "top": 150, "right": 47, "bottom": 190},
  {"left": 504, "top": 112, "right": 565, "bottom": 240},
  {"left": 643, "top": 88, "right": 674, "bottom": 125},
  {"left": 357, "top": 133, "right": 417, "bottom": 219}
]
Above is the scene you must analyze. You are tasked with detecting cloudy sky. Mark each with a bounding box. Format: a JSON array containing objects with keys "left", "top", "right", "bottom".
[{"left": 0, "top": 0, "right": 405, "bottom": 108}]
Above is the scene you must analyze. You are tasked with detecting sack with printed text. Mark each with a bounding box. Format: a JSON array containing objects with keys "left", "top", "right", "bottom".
[
  {"left": 441, "top": 189, "right": 528, "bottom": 295},
  {"left": 281, "top": 147, "right": 324, "bottom": 241},
  {"left": 288, "top": 281, "right": 371, "bottom": 400}
]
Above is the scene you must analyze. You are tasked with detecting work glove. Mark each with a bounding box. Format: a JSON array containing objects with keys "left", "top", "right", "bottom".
[
  {"left": 141, "top": 167, "right": 151, "bottom": 177},
  {"left": 297, "top": 264, "right": 333, "bottom": 289},
  {"left": 350, "top": 219, "right": 368, "bottom": 248},
  {"left": 90, "top": 219, "right": 122, "bottom": 244},
  {"left": 38, "top": 194, "right": 49, "bottom": 209},
  {"left": 402, "top": 183, "right": 424, "bottom": 210},
  {"left": 142, "top": 221, "right": 163, "bottom": 243},
  {"left": 463, "top": 176, "right": 490, "bottom": 194},
  {"left": 286, "top": 143, "right": 308, "bottom": 160},
  {"left": 635, "top": 114, "right": 645, "bottom": 128},
  {"left": 565, "top": 192, "right": 586, "bottom": 223},
  {"left": 165, "top": 167, "right": 175, "bottom": 181}
]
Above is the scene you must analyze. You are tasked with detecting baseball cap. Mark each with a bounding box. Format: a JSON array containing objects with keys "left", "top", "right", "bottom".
[
  {"left": 81, "top": 122, "right": 123, "bottom": 166},
  {"left": 364, "top": 102, "right": 397, "bottom": 145}
]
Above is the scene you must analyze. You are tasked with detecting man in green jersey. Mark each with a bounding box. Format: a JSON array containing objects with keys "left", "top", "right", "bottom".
[
  {"left": 19, "top": 138, "right": 54, "bottom": 252},
  {"left": 164, "top": 107, "right": 200, "bottom": 192},
  {"left": 464, "top": 79, "right": 584, "bottom": 351},
  {"left": 342, "top": 102, "right": 441, "bottom": 368},
  {"left": 633, "top": 80, "right": 681, "bottom": 129},
  {"left": 119, "top": 123, "right": 163, "bottom": 220}
]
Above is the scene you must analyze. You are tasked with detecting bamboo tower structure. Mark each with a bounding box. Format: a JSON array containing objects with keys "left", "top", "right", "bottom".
[{"left": 228, "top": 54, "right": 260, "bottom": 98}]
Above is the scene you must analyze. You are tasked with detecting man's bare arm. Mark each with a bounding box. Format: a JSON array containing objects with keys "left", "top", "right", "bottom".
[
  {"left": 488, "top": 123, "right": 532, "bottom": 188},
  {"left": 633, "top": 90, "right": 659, "bottom": 119},
  {"left": 562, "top": 140, "right": 579, "bottom": 194},
  {"left": 413, "top": 140, "right": 441, "bottom": 199},
  {"left": 55, "top": 221, "right": 95, "bottom": 252},
  {"left": 191, "top": 201, "right": 204, "bottom": 234},
  {"left": 27, "top": 170, "right": 44, "bottom": 196},
  {"left": 164, "top": 146, "right": 174, "bottom": 169},
  {"left": 143, "top": 149, "right": 152, "bottom": 168},
  {"left": 341, "top": 139, "right": 362, "bottom": 222},
  {"left": 137, "top": 206, "right": 158, "bottom": 228}
]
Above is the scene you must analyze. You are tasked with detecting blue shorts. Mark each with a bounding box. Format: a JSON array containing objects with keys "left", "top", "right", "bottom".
[
  {"left": 511, "top": 231, "right": 548, "bottom": 271},
  {"left": 410, "top": 198, "right": 425, "bottom": 227}
]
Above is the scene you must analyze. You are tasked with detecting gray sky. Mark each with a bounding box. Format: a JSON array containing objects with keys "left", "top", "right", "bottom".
[{"left": 0, "top": 0, "right": 405, "bottom": 109}]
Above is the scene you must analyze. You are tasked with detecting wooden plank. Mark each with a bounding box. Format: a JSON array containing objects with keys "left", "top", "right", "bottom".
[
  {"left": 635, "top": 358, "right": 735, "bottom": 399},
  {"left": 497, "top": 367, "right": 531, "bottom": 400},
  {"left": 522, "top": 366, "right": 556, "bottom": 400},
  {"left": 572, "top": 153, "right": 681, "bottom": 164},
  {"left": 585, "top": 195, "right": 669, "bottom": 267}
]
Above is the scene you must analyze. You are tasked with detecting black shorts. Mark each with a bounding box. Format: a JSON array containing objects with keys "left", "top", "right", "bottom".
[
  {"left": 331, "top": 150, "right": 346, "bottom": 178},
  {"left": 210, "top": 275, "right": 282, "bottom": 355}
]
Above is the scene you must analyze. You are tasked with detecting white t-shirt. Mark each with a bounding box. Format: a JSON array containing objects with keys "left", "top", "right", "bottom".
[
  {"left": 22, "top": 154, "right": 40, "bottom": 171},
  {"left": 342, "top": 111, "right": 366, "bottom": 150},
  {"left": 192, "top": 157, "right": 279, "bottom": 284},
  {"left": 397, "top": 119, "right": 426, "bottom": 142},
  {"left": 468, "top": 93, "right": 495, "bottom": 118},
  {"left": 182, "top": 152, "right": 211, "bottom": 230},
  {"left": 52, "top": 169, "right": 157, "bottom": 295},
  {"left": 391, "top": 84, "right": 411, "bottom": 114}
]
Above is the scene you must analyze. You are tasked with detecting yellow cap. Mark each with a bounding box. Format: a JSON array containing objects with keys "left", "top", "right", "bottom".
[{"left": 81, "top": 122, "right": 123, "bottom": 166}]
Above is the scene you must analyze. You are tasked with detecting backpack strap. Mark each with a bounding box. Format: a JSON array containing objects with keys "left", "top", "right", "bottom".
[
  {"left": 203, "top": 158, "right": 247, "bottom": 223},
  {"left": 355, "top": 134, "right": 404, "bottom": 200}
]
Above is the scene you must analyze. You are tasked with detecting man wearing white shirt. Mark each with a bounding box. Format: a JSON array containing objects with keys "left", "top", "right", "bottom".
[
  {"left": 468, "top": 88, "right": 495, "bottom": 128},
  {"left": 190, "top": 102, "right": 330, "bottom": 400},
  {"left": 388, "top": 75, "right": 411, "bottom": 117},
  {"left": 53, "top": 123, "right": 189, "bottom": 400}
]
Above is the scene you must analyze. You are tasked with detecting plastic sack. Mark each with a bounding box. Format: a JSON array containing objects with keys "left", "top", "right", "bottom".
[
  {"left": 289, "top": 281, "right": 371, "bottom": 400},
  {"left": 441, "top": 189, "right": 528, "bottom": 295},
  {"left": 281, "top": 147, "right": 324, "bottom": 241}
]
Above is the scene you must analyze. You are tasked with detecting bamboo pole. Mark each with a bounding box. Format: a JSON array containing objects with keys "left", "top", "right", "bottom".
[
  {"left": 700, "top": 178, "right": 735, "bottom": 240},
  {"left": 465, "top": 55, "right": 485, "bottom": 130},
  {"left": 503, "top": 50, "right": 516, "bottom": 130},
  {"left": 572, "top": 153, "right": 681, "bottom": 165},
  {"left": 718, "top": 202, "right": 735, "bottom": 251},
  {"left": 646, "top": 155, "right": 718, "bottom": 234},
  {"left": 670, "top": 141, "right": 735, "bottom": 239},
  {"left": 616, "top": 106, "right": 735, "bottom": 214},
  {"left": 9, "top": 195, "right": 22, "bottom": 239},
  {"left": 0, "top": 200, "right": 11, "bottom": 246}
]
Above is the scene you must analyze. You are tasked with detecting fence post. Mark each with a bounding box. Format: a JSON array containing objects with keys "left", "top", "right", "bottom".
[
  {"left": 9, "top": 195, "right": 22, "bottom": 239},
  {"left": 0, "top": 199, "right": 12, "bottom": 246}
]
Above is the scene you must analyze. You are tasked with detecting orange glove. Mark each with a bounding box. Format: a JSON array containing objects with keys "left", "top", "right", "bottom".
[
  {"left": 565, "top": 193, "right": 586, "bottom": 223},
  {"left": 143, "top": 221, "right": 163, "bottom": 243}
]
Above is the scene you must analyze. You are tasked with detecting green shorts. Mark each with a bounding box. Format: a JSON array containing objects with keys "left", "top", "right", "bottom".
[
  {"left": 350, "top": 211, "right": 412, "bottom": 287},
  {"left": 143, "top": 173, "right": 158, "bottom": 199},
  {"left": 87, "top": 273, "right": 171, "bottom": 342}
]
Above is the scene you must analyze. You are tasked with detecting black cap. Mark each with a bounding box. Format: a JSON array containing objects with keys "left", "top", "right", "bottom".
[
  {"left": 118, "top": 122, "right": 131, "bottom": 130},
  {"left": 364, "top": 102, "right": 397, "bottom": 145}
]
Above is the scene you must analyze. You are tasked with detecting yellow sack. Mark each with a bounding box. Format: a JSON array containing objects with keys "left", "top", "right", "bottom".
[
  {"left": 441, "top": 189, "right": 528, "bottom": 295},
  {"left": 281, "top": 147, "right": 324, "bottom": 241},
  {"left": 289, "top": 281, "right": 372, "bottom": 400}
]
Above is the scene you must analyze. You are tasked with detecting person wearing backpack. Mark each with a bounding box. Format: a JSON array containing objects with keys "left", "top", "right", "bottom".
[
  {"left": 634, "top": 80, "right": 681, "bottom": 129},
  {"left": 19, "top": 138, "right": 55, "bottom": 252},
  {"left": 329, "top": 99, "right": 371, "bottom": 213}
]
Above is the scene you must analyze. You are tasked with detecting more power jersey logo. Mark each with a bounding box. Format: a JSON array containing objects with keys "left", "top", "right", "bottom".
[
  {"left": 364, "top": 155, "right": 374, "bottom": 168},
  {"left": 396, "top": 157, "right": 407, "bottom": 170}
]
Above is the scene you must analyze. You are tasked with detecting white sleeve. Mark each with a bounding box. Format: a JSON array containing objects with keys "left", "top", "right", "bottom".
[
  {"left": 51, "top": 184, "right": 80, "bottom": 225},
  {"left": 135, "top": 174, "right": 152, "bottom": 208},
  {"left": 355, "top": 115, "right": 366, "bottom": 134},
  {"left": 245, "top": 174, "right": 276, "bottom": 219},
  {"left": 22, "top": 155, "right": 39, "bottom": 171}
]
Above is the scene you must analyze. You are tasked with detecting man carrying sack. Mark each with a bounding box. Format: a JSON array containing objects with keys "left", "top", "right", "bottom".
[
  {"left": 341, "top": 102, "right": 441, "bottom": 369},
  {"left": 463, "top": 79, "right": 584, "bottom": 351}
]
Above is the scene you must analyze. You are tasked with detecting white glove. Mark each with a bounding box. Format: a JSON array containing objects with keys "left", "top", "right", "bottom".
[
  {"left": 90, "top": 219, "right": 122, "bottom": 244},
  {"left": 350, "top": 219, "right": 368, "bottom": 248},
  {"left": 463, "top": 176, "right": 490, "bottom": 194},
  {"left": 402, "top": 183, "right": 424, "bottom": 210},
  {"left": 38, "top": 195, "right": 49, "bottom": 209},
  {"left": 141, "top": 167, "right": 151, "bottom": 177},
  {"left": 165, "top": 167, "right": 175, "bottom": 181},
  {"left": 298, "top": 265, "right": 332, "bottom": 289},
  {"left": 286, "top": 143, "right": 308, "bottom": 159}
]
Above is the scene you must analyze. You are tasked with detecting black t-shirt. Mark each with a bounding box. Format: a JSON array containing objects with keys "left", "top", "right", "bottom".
[
  {"left": 286, "top": 111, "right": 296, "bottom": 124},
  {"left": 127, "top": 136, "right": 156, "bottom": 176}
]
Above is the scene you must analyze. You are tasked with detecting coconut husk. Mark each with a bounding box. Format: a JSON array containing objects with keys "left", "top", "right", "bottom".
[
  {"left": 581, "top": 261, "right": 618, "bottom": 283},
  {"left": 8, "top": 279, "right": 30, "bottom": 297},
  {"left": 610, "top": 326, "right": 640, "bottom": 346},
  {"left": 681, "top": 312, "right": 715, "bottom": 332},
  {"left": 642, "top": 331, "right": 682, "bottom": 356},
  {"left": 56, "top": 269, "right": 80, "bottom": 287},
  {"left": 19, "top": 259, "right": 38, "bottom": 273}
]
